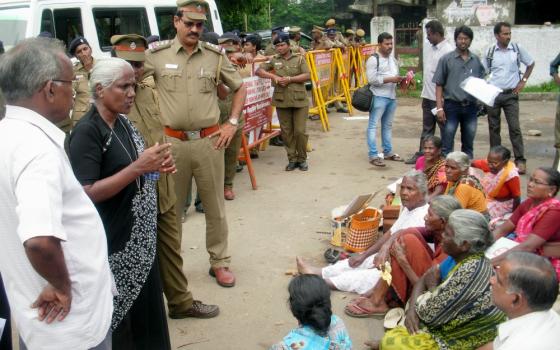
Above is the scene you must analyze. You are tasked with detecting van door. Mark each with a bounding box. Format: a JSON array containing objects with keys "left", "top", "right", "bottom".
[
  {"left": 39, "top": 8, "right": 83, "bottom": 47},
  {"left": 92, "top": 7, "right": 150, "bottom": 52}
]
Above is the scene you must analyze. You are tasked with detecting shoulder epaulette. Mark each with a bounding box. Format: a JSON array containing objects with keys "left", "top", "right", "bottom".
[
  {"left": 148, "top": 40, "right": 173, "bottom": 53},
  {"left": 203, "top": 42, "right": 225, "bottom": 55}
]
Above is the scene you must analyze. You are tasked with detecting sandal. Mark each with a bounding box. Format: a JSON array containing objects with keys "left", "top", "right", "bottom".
[
  {"left": 324, "top": 248, "right": 342, "bottom": 264},
  {"left": 369, "top": 157, "right": 386, "bottom": 167},
  {"left": 385, "top": 153, "right": 404, "bottom": 162},
  {"left": 344, "top": 299, "right": 387, "bottom": 318}
]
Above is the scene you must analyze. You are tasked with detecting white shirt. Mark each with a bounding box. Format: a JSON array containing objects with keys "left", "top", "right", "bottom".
[
  {"left": 0, "top": 106, "right": 113, "bottom": 350},
  {"left": 421, "top": 39, "right": 454, "bottom": 101},
  {"left": 366, "top": 53, "right": 399, "bottom": 99},
  {"left": 390, "top": 203, "right": 429, "bottom": 234},
  {"left": 493, "top": 309, "right": 560, "bottom": 350}
]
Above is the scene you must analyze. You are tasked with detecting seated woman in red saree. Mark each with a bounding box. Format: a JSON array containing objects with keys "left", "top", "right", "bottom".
[
  {"left": 415, "top": 136, "right": 447, "bottom": 201},
  {"left": 471, "top": 146, "right": 520, "bottom": 226},
  {"left": 344, "top": 195, "right": 462, "bottom": 317},
  {"left": 493, "top": 167, "right": 560, "bottom": 279}
]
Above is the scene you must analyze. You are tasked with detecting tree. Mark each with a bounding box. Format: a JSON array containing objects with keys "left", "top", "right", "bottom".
[{"left": 216, "top": 0, "right": 270, "bottom": 32}]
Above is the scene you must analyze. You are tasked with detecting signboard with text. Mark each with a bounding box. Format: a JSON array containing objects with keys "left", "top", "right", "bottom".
[{"left": 242, "top": 76, "right": 273, "bottom": 134}]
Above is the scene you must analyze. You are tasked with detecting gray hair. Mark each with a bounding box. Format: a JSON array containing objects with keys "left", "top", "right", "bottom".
[
  {"left": 0, "top": 38, "right": 66, "bottom": 103},
  {"left": 448, "top": 209, "right": 493, "bottom": 253},
  {"left": 89, "top": 57, "right": 133, "bottom": 99},
  {"left": 403, "top": 170, "right": 428, "bottom": 196},
  {"left": 504, "top": 251, "right": 559, "bottom": 312},
  {"left": 446, "top": 151, "right": 470, "bottom": 171},
  {"left": 430, "top": 195, "right": 462, "bottom": 221}
]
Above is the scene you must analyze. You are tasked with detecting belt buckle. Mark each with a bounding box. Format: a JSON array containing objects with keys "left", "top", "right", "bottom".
[{"left": 186, "top": 130, "right": 201, "bottom": 140}]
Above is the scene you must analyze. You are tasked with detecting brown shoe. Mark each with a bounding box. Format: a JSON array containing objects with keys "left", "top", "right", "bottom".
[
  {"left": 209, "top": 267, "right": 236, "bottom": 287},
  {"left": 168, "top": 300, "right": 220, "bottom": 319},
  {"left": 224, "top": 187, "right": 235, "bottom": 200},
  {"left": 516, "top": 161, "right": 526, "bottom": 175}
]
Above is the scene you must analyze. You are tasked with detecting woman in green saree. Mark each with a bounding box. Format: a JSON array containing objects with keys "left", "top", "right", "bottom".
[{"left": 368, "top": 209, "right": 506, "bottom": 350}]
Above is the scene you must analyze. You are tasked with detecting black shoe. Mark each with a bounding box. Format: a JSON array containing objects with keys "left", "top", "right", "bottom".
[
  {"left": 270, "top": 136, "right": 284, "bottom": 147},
  {"left": 195, "top": 201, "right": 204, "bottom": 213},
  {"left": 285, "top": 162, "right": 298, "bottom": 171},
  {"left": 168, "top": 300, "right": 220, "bottom": 319},
  {"left": 298, "top": 161, "right": 309, "bottom": 171},
  {"left": 336, "top": 106, "right": 348, "bottom": 113},
  {"left": 235, "top": 164, "right": 244, "bottom": 173},
  {"left": 404, "top": 153, "right": 421, "bottom": 165}
]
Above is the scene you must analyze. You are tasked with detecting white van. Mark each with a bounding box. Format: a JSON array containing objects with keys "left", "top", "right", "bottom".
[{"left": 0, "top": 0, "right": 223, "bottom": 55}]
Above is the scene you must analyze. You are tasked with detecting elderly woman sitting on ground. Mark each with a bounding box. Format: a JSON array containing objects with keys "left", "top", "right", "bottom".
[
  {"left": 344, "top": 195, "right": 462, "bottom": 317},
  {"left": 471, "top": 145, "right": 521, "bottom": 225},
  {"left": 445, "top": 151, "right": 489, "bottom": 218},
  {"left": 368, "top": 210, "right": 506, "bottom": 350},
  {"left": 492, "top": 167, "right": 560, "bottom": 279},
  {"left": 297, "top": 170, "right": 430, "bottom": 296}
]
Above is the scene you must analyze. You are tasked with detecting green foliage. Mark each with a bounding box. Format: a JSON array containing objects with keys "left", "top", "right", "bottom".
[
  {"left": 523, "top": 80, "right": 560, "bottom": 92},
  {"left": 216, "top": 0, "right": 335, "bottom": 33}
]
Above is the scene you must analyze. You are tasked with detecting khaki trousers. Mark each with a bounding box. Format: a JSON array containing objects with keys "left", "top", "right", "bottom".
[
  {"left": 157, "top": 202, "right": 194, "bottom": 312},
  {"left": 277, "top": 107, "right": 309, "bottom": 163},
  {"left": 169, "top": 136, "right": 230, "bottom": 267},
  {"left": 224, "top": 127, "right": 243, "bottom": 188}
]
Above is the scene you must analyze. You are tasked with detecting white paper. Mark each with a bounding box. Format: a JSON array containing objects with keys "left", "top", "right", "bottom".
[
  {"left": 343, "top": 116, "right": 369, "bottom": 120},
  {"left": 460, "top": 77, "right": 502, "bottom": 107},
  {"left": 0, "top": 317, "right": 6, "bottom": 340},
  {"left": 485, "top": 237, "right": 519, "bottom": 259}
]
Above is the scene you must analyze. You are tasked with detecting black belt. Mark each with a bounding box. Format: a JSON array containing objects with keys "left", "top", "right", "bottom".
[
  {"left": 501, "top": 89, "right": 514, "bottom": 94},
  {"left": 445, "top": 99, "right": 474, "bottom": 107}
]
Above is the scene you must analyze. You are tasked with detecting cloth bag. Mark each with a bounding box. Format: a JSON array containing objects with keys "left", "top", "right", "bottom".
[
  {"left": 351, "top": 85, "right": 373, "bottom": 112},
  {"left": 344, "top": 208, "right": 381, "bottom": 252}
]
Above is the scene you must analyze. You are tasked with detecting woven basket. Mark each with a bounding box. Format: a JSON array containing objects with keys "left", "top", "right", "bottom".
[{"left": 344, "top": 208, "right": 381, "bottom": 252}]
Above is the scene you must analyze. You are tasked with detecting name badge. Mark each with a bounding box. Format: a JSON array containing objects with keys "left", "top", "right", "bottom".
[
  {"left": 76, "top": 74, "right": 84, "bottom": 79},
  {"left": 165, "top": 63, "right": 178, "bottom": 69}
]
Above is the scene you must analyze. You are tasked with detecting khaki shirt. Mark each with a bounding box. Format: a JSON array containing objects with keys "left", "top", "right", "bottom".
[
  {"left": 265, "top": 41, "right": 300, "bottom": 56},
  {"left": 144, "top": 37, "right": 243, "bottom": 131},
  {"left": 311, "top": 37, "right": 333, "bottom": 51},
  {"left": 218, "top": 64, "right": 248, "bottom": 127},
  {"left": 259, "top": 53, "right": 309, "bottom": 108},
  {"left": 71, "top": 59, "right": 93, "bottom": 125},
  {"left": 126, "top": 76, "right": 176, "bottom": 214}
]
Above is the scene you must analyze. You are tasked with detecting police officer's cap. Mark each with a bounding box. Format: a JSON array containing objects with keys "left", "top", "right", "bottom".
[
  {"left": 69, "top": 36, "right": 90, "bottom": 56},
  {"left": 356, "top": 29, "right": 366, "bottom": 37},
  {"left": 288, "top": 26, "right": 301, "bottom": 34},
  {"left": 325, "top": 28, "right": 336, "bottom": 35},
  {"left": 271, "top": 26, "right": 285, "bottom": 34},
  {"left": 273, "top": 32, "right": 290, "bottom": 46},
  {"left": 111, "top": 34, "right": 148, "bottom": 62},
  {"left": 218, "top": 32, "right": 241, "bottom": 44},
  {"left": 325, "top": 18, "right": 336, "bottom": 27},
  {"left": 176, "top": 0, "right": 207, "bottom": 21},
  {"left": 345, "top": 29, "right": 355, "bottom": 35},
  {"left": 311, "top": 25, "right": 324, "bottom": 34}
]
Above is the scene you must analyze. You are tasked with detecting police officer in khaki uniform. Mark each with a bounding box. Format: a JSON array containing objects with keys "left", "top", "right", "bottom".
[
  {"left": 67, "top": 37, "right": 94, "bottom": 130},
  {"left": 288, "top": 26, "right": 306, "bottom": 55},
  {"left": 310, "top": 26, "right": 333, "bottom": 51},
  {"left": 144, "top": 0, "right": 246, "bottom": 287},
  {"left": 264, "top": 26, "right": 284, "bottom": 56},
  {"left": 217, "top": 32, "right": 249, "bottom": 201},
  {"left": 256, "top": 33, "right": 311, "bottom": 171},
  {"left": 355, "top": 29, "right": 366, "bottom": 46},
  {"left": 111, "top": 34, "right": 219, "bottom": 317},
  {"left": 344, "top": 29, "right": 355, "bottom": 46}
]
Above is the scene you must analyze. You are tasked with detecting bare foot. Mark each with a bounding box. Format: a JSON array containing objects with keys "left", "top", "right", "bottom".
[
  {"left": 296, "top": 257, "right": 321, "bottom": 275},
  {"left": 364, "top": 340, "right": 380, "bottom": 349}
]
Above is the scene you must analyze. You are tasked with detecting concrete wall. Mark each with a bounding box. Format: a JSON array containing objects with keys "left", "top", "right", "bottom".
[{"left": 436, "top": 0, "right": 515, "bottom": 27}]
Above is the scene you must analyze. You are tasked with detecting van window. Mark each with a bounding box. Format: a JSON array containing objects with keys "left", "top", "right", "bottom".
[
  {"left": 93, "top": 8, "right": 150, "bottom": 51},
  {"left": 40, "top": 9, "right": 55, "bottom": 37},
  {"left": 155, "top": 7, "right": 213, "bottom": 41},
  {"left": 54, "top": 8, "right": 83, "bottom": 47},
  {"left": 0, "top": 6, "right": 30, "bottom": 50}
]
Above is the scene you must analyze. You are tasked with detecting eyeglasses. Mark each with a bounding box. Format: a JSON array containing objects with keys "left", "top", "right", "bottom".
[
  {"left": 181, "top": 20, "right": 204, "bottom": 29},
  {"left": 528, "top": 177, "right": 551, "bottom": 186}
]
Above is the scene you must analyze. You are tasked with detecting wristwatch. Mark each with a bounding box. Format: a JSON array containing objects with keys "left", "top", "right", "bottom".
[
  {"left": 227, "top": 118, "right": 239, "bottom": 126},
  {"left": 522, "top": 77, "right": 528, "bottom": 82}
]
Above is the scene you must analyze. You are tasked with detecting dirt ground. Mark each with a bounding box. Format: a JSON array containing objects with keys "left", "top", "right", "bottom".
[
  {"left": 165, "top": 97, "right": 557, "bottom": 350},
  {"left": 9, "top": 98, "right": 558, "bottom": 349}
]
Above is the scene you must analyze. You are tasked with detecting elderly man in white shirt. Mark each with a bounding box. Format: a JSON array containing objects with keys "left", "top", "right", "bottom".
[
  {"left": 0, "top": 38, "right": 113, "bottom": 350},
  {"left": 478, "top": 251, "right": 560, "bottom": 350},
  {"left": 297, "top": 170, "right": 429, "bottom": 294},
  {"left": 406, "top": 20, "right": 454, "bottom": 165}
]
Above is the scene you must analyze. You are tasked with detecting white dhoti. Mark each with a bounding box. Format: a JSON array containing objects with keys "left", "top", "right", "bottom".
[{"left": 321, "top": 255, "right": 381, "bottom": 294}]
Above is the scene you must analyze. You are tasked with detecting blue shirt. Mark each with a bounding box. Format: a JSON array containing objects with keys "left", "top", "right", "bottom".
[
  {"left": 482, "top": 42, "right": 534, "bottom": 89},
  {"left": 270, "top": 315, "right": 352, "bottom": 350}
]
